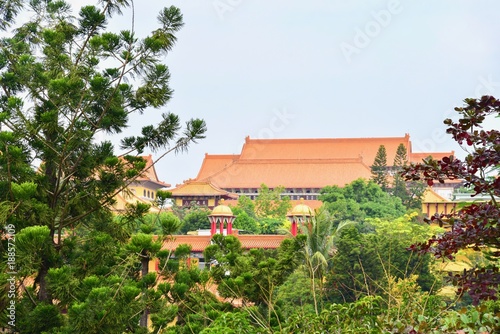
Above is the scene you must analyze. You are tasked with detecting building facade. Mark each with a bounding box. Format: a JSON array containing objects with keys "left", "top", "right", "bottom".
[
  {"left": 111, "top": 155, "right": 170, "bottom": 213},
  {"left": 170, "top": 134, "right": 456, "bottom": 206}
]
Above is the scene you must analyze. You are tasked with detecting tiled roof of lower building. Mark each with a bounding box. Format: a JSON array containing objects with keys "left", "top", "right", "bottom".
[{"left": 161, "top": 234, "right": 287, "bottom": 252}]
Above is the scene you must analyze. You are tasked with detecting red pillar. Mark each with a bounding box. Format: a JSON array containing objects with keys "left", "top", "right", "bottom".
[
  {"left": 210, "top": 218, "right": 216, "bottom": 236},
  {"left": 291, "top": 219, "right": 297, "bottom": 236}
]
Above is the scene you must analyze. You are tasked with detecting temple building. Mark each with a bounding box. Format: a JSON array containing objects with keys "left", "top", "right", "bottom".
[
  {"left": 169, "top": 181, "right": 237, "bottom": 209},
  {"left": 170, "top": 134, "right": 456, "bottom": 207},
  {"left": 111, "top": 155, "right": 170, "bottom": 213}
]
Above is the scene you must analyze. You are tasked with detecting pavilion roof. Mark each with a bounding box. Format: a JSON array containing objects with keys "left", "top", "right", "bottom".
[{"left": 169, "top": 180, "right": 237, "bottom": 198}]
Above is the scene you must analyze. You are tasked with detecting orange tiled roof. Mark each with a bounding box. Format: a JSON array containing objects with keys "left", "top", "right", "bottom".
[
  {"left": 161, "top": 234, "right": 287, "bottom": 252},
  {"left": 169, "top": 181, "right": 237, "bottom": 198},
  {"left": 200, "top": 158, "right": 372, "bottom": 188},
  {"left": 195, "top": 135, "right": 455, "bottom": 189},
  {"left": 410, "top": 152, "right": 454, "bottom": 164},
  {"left": 163, "top": 235, "right": 212, "bottom": 252},
  {"left": 238, "top": 235, "right": 287, "bottom": 249},
  {"left": 196, "top": 154, "right": 240, "bottom": 180},
  {"left": 238, "top": 135, "right": 412, "bottom": 163}
]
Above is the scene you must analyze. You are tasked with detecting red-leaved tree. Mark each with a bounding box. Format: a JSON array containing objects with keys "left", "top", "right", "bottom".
[{"left": 402, "top": 95, "right": 500, "bottom": 305}]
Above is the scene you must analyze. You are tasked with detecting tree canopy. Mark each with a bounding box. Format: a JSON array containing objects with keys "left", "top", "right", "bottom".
[
  {"left": 319, "top": 178, "right": 406, "bottom": 227},
  {"left": 402, "top": 95, "right": 500, "bottom": 304}
]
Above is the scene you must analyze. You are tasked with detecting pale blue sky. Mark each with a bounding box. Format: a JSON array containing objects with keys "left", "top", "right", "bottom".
[{"left": 70, "top": 1, "right": 500, "bottom": 186}]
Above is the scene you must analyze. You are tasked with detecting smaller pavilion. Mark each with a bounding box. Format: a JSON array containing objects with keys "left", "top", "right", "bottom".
[
  {"left": 208, "top": 199, "right": 236, "bottom": 235},
  {"left": 287, "top": 198, "right": 315, "bottom": 236}
]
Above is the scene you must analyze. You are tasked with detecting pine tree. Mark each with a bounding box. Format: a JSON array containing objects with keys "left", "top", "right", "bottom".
[
  {"left": 393, "top": 143, "right": 408, "bottom": 168},
  {"left": 371, "top": 145, "right": 388, "bottom": 191},
  {"left": 392, "top": 143, "right": 426, "bottom": 209},
  {"left": 392, "top": 143, "right": 409, "bottom": 202},
  {"left": 0, "top": 1, "right": 206, "bottom": 331}
]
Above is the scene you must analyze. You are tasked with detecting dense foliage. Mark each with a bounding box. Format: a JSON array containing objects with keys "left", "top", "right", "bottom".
[
  {"left": 319, "top": 178, "right": 406, "bottom": 227},
  {"left": 1, "top": 1, "right": 497, "bottom": 331},
  {"left": 402, "top": 95, "right": 500, "bottom": 305}
]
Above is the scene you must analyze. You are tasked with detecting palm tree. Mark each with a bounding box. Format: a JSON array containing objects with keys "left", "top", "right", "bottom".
[{"left": 297, "top": 208, "right": 354, "bottom": 315}]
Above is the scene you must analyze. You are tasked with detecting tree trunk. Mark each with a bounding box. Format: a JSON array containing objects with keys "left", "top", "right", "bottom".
[
  {"left": 139, "top": 255, "right": 149, "bottom": 328},
  {"left": 36, "top": 258, "right": 51, "bottom": 302}
]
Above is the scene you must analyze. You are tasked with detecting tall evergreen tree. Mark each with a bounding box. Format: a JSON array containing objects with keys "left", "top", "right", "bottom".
[
  {"left": 0, "top": 1, "right": 206, "bottom": 331},
  {"left": 371, "top": 145, "right": 388, "bottom": 191},
  {"left": 392, "top": 143, "right": 426, "bottom": 209},
  {"left": 392, "top": 143, "right": 409, "bottom": 202},
  {"left": 393, "top": 143, "right": 408, "bottom": 168}
]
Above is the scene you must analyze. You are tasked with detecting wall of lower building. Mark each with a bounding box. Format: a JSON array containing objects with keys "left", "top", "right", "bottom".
[
  {"left": 422, "top": 202, "right": 458, "bottom": 218},
  {"left": 225, "top": 187, "right": 320, "bottom": 200}
]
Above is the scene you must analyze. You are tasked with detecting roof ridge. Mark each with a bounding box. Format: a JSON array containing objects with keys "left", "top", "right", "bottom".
[
  {"left": 235, "top": 158, "right": 365, "bottom": 164},
  {"left": 196, "top": 157, "right": 239, "bottom": 185},
  {"left": 244, "top": 136, "right": 411, "bottom": 144},
  {"left": 204, "top": 154, "right": 241, "bottom": 159},
  {"left": 195, "top": 154, "right": 240, "bottom": 180}
]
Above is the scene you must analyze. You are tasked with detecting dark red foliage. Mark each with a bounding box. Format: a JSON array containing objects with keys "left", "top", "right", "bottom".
[{"left": 402, "top": 95, "right": 500, "bottom": 304}]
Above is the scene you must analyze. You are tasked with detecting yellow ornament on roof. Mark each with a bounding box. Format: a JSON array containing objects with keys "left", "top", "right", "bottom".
[
  {"left": 289, "top": 198, "right": 314, "bottom": 216},
  {"left": 210, "top": 198, "right": 234, "bottom": 216}
]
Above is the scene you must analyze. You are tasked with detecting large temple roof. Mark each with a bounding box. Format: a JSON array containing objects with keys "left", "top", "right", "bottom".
[
  {"left": 195, "top": 154, "right": 240, "bottom": 180},
  {"left": 201, "top": 158, "right": 372, "bottom": 188},
  {"left": 238, "top": 135, "right": 412, "bottom": 162},
  {"left": 195, "top": 135, "right": 455, "bottom": 189}
]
